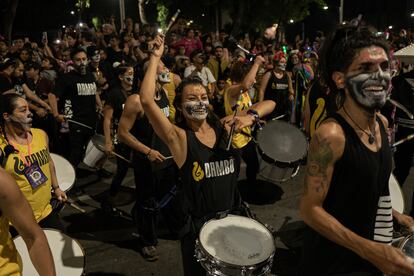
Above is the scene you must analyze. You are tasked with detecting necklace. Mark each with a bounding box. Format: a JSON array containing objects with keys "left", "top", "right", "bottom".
[{"left": 343, "top": 107, "right": 376, "bottom": 144}]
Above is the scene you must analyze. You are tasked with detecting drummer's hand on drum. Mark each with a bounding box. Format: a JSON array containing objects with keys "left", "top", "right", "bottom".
[
  {"left": 365, "top": 242, "right": 414, "bottom": 276},
  {"left": 54, "top": 188, "right": 67, "bottom": 202},
  {"left": 104, "top": 142, "right": 114, "bottom": 156},
  {"left": 147, "top": 149, "right": 165, "bottom": 163},
  {"left": 394, "top": 210, "right": 414, "bottom": 231}
]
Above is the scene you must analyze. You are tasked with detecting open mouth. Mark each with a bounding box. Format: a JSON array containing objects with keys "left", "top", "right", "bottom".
[{"left": 363, "top": 85, "right": 385, "bottom": 92}]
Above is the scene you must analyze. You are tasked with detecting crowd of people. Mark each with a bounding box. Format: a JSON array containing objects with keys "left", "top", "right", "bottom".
[{"left": 1, "top": 13, "right": 414, "bottom": 275}]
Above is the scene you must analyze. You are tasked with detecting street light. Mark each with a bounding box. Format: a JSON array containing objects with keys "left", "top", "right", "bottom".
[
  {"left": 70, "top": 10, "right": 75, "bottom": 15},
  {"left": 388, "top": 25, "right": 393, "bottom": 29},
  {"left": 323, "top": 5, "right": 328, "bottom": 10},
  {"left": 289, "top": 19, "right": 294, "bottom": 24},
  {"left": 411, "top": 12, "right": 414, "bottom": 17}
]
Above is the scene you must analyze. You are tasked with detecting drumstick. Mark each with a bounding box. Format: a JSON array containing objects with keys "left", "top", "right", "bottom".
[
  {"left": 226, "top": 104, "right": 240, "bottom": 151},
  {"left": 112, "top": 152, "right": 131, "bottom": 163},
  {"left": 163, "top": 9, "right": 181, "bottom": 35},
  {"left": 388, "top": 98, "right": 414, "bottom": 120},
  {"left": 65, "top": 118, "right": 94, "bottom": 130},
  {"left": 392, "top": 134, "right": 414, "bottom": 147},
  {"left": 65, "top": 198, "right": 86, "bottom": 213}
]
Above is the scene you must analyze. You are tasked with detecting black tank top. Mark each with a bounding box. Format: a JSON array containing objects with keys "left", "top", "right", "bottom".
[
  {"left": 131, "top": 90, "right": 172, "bottom": 170},
  {"left": 179, "top": 125, "right": 241, "bottom": 220},
  {"left": 301, "top": 113, "right": 392, "bottom": 275},
  {"left": 264, "top": 71, "right": 290, "bottom": 120}
]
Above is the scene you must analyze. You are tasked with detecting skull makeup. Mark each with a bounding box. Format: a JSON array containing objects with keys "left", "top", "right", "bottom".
[
  {"left": 182, "top": 100, "right": 209, "bottom": 120},
  {"left": 346, "top": 68, "right": 391, "bottom": 111}
]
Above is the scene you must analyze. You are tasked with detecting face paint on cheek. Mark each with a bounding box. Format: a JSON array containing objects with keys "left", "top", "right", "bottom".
[
  {"left": 10, "top": 114, "right": 33, "bottom": 131},
  {"left": 182, "top": 100, "right": 209, "bottom": 120},
  {"left": 346, "top": 69, "right": 391, "bottom": 111}
]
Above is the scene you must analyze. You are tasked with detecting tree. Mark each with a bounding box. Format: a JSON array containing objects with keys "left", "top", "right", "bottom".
[
  {"left": 138, "top": 0, "right": 149, "bottom": 24},
  {"left": 0, "top": 0, "right": 20, "bottom": 44}
]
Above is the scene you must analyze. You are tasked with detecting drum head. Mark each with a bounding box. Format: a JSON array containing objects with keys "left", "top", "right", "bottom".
[
  {"left": 257, "top": 120, "right": 307, "bottom": 163},
  {"left": 199, "top": 215, "right": 275, "bottom": 266},
  {"left": 50, "top": 153, "right": 76, "bottom": 192},
  {"left": 14, "top": 229, "right": 84, "bottom": 276},
  {"left": 389, "top": 173, "right": 405, "bottom": 214}
]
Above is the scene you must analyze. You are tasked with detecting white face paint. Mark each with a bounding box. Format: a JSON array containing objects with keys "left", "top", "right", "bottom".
[
  {"left": 10, "top": 114, "right": 33, "bottom": 131},
  {"left": 182, "top": 100, "right": 209, "bottom": 121},
  {"left": 346, "top": 68, "right": 391, "bottom": 111},
  {"left": 158, "top": 69, "right": 171, "bottom": 83},
  {"left": 123, "top": 75, "right": 134, "bottom": 86}
]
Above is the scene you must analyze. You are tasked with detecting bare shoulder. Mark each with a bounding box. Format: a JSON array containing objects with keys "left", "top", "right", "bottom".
[
  {"left": 125, "top": 94, "right": 142, "bottom": 111},
  {"left": 311, "top": 118, "right": 346, "bottom": 160}
]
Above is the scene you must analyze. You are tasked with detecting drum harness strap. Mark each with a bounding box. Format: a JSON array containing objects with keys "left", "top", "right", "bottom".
[{"left": 138, "top": 185, "right": 177, "bottom": 213}]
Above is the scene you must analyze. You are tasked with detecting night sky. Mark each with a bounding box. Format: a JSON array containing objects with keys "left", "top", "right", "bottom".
[{"left": 10, "top": 0, "right": 414, "bottom": 42}]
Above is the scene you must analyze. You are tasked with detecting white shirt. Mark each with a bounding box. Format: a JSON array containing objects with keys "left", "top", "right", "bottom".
[{"left": 184, "top": 65, "right": 216, "bottom": 87}]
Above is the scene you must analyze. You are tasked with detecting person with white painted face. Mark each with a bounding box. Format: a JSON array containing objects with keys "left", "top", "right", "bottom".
[
  {"left": 258, "top": 51, "right": 294, "bottom": 121},
  {"left": 117, "top": 60, "right": 184, "bottom": 262},
  {"left": 49, "top": 48, "right": 100, "bottom": 171},
  {"left": 0, "top": 94, "right": 67, "bottom": 232},
  {"left": 300, "top": 25, "right": 414, "bottom": 275},
  {"left": 101, "top": 65, "right": 133, "bottom": 210},
  {"left": 140, "top": 35, "right": 276, "bottom": 276}
]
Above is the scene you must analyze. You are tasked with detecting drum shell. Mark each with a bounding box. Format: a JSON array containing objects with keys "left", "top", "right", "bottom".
[
  {"left": 256, "top": 120, "right": 308, "bottom": 182},
  {"left": 82, "top": 134, "right": 106, "bottom": 168}
]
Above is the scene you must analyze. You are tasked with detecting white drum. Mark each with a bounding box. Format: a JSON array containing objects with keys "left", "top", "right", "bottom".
[
  {"left": 83, "top": 134, "right": 106, "bottom": 168},
  {"left": 195, "top": 215, "right": 275, "bottom": 276},
  {"left": 389, "top": 173, "right": 405, "bottom": 214},
  {"left": 14, "top": 229, "right": 85, "bottom": 276},
  {"left": 50, "top": 153, "right": 75, "bottom": 192}
]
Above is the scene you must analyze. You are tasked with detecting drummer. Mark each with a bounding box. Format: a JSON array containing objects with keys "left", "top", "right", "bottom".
[
  {"left": 139, "top": 35, "right": 275, "bottom": 276},
  {"left": 223, "top": 55, "right": 268, "bottom": 194},
  {"left": 0, "top": 93, "right": 67, "bottom": 232},
  {"left": 0, "top": 167, "right": 56, "bottom": 275},
  {"left": 299, "top": 24, "right": 414, "bottom": 275}
]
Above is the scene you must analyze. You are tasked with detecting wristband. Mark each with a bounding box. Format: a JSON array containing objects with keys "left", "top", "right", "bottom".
[
  {"left": 146, "top": 149, "right": 152, "bottom": 157},
  {"left": 247, "top": 109, "right": 260, "bottom": 124}
]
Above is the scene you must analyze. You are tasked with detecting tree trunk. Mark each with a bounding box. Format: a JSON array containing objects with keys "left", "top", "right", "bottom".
[
  {"left": 0, "top": 0, "right": 19, "bottom": 44},
  {"left": 138, "top": 0, "right": 148, "bottom": 24}
]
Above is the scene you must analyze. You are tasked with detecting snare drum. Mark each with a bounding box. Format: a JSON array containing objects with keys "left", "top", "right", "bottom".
[
  {"left": 14, "top": 229, "right": 85, "bottom": 276},
  {"left": 398, "top": 233, "right": 414, "bottom": 260},
  {"left": 83, "top": 134, "right": 106, "bottom": 168},
  {"left": 50, "top": 153, "right": 75, "bottom": 192},
  {"left": 389, "top": 173, "right": 405, "bottom": 214},
  {"left": 195, "top": 215, "right": 275, "bottom": 276},
  {"left": 256, "top": 120, "right": 308, "bottom": 183}
]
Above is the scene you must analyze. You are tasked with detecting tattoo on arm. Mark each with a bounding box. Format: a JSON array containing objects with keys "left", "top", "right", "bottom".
[{"left": 304, "top": 136, "right": 334, "bottom": 195}]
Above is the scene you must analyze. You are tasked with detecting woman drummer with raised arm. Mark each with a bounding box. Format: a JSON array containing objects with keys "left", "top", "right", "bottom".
[
  {"left": 0, "top": 94, "right": 67, "bottom": 232},
  {"left": 140, "top": 35, "right": 275, "bottom": 276}
]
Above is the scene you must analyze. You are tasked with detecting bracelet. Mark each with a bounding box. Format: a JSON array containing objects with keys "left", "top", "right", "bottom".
[
  {"left": 52, "top": 186, "right": 59, "bottom": 191},
  {"left": 146, "top": 149, "right": 152, "bottom": 157}
]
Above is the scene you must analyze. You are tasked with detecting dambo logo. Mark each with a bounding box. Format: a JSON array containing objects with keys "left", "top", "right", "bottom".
[{"left": 192, "top": 162, "right": 205, "bottom": 182}]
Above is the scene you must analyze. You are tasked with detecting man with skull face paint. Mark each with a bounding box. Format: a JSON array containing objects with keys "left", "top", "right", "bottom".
[
  {"left": 50, "top": 48, "right": 101, "bottom": 169},
  {"left": 140, "top": 35, "right": 276, "bottom": 276},
  {"left": 300, "top": 25, "right": 414, "bottom": 275}
]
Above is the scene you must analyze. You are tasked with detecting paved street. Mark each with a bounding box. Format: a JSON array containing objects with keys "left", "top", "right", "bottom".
[{"left": 53, "top": 157, "right": 414, "bottom": 276}]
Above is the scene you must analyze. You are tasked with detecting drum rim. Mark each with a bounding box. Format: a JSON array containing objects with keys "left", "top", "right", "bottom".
[
  {"left": 256, "top": 121, "right": 308, "bottom": 164},
  {"left": 197, "top": 215, "right": 275, "bottom": 268},
  {"left": 390, "top": 173, "right": 405, "bottom": 214},
  {"left": 14, "top": 228, "right": 86, "bottom": 274},
  {"left": 50, "top": 153, "right": 76, "bottom": 192},
  {"left": 398, "top": 233, "right": 414, "bottom": 251}
]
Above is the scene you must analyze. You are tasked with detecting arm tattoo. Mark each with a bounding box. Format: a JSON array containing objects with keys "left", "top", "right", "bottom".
[{"left": 304, "top": 136, "right": 334, "bottom": 194}]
